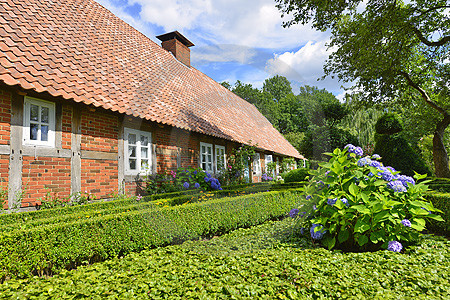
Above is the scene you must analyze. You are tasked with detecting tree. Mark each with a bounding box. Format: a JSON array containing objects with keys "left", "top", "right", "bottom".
[
  {"left": 262, "top": 75, "right": 292, "bottom": 103},
  {"left": 276, "top": 0, "right": 450, "bottom": 177}
]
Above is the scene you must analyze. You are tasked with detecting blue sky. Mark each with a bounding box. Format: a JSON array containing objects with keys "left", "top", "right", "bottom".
[{"left": 97, "top": 0, "right": 351, "bottom": 99}]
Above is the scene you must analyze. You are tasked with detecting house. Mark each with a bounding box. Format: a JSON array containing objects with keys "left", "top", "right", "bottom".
[{"left": 0, "top": 0, "right": 304, "bottom": 210}]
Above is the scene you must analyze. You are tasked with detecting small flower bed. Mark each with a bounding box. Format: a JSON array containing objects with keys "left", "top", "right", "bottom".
[
  {"left": 145, "top": 167, "right": 222, "bottom": 195},
  {"left": 290, "top": 144, "right": 443, "bottom": 252}
]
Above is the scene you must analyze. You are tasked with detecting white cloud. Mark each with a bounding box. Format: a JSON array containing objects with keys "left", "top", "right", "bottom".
[
  {"left": 192, "top": 44, "right": 258, "bottom": 65},
  {"left": 126, "top": 0, "right": 328, "bottom": 49},
  {"left": 265, "top": 40, "right": 347, "bottom": 94}
]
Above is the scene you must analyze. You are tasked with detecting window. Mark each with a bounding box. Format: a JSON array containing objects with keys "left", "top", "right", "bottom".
[
  {"left": 215, "top": 145, "right": 226, "bottom": 173},
  {"left": 253, "top": 153, "right": 261, "bottom": 175},
  {"left": 23, "top": 97, "right": 55, "bottom": 147},
  {"left": 265, "top": 154, "right": 273, "bottom": 175},
  {"left": 200, "top": 142, "right": 213, "bottom": 173},
  {"left": 124, "top": 128, "right": 152, "bottom": 175}
]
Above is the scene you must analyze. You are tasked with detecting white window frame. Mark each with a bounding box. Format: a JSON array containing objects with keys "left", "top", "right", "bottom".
[
  {"left": 124, "top": 128, "right": 152, "bottom": 176},
  {"left": 23, "top": 97, "right": 56, "bottom": 147},
  {"left": 253, "top": 153, "right": 261, "bottom": 175},
  {"left": 215, "top": 145, "right": 226, "bottom": 174},
  {"left": 265, "top": 154, "right": 273, "bottom": 175},
  {"left": 200, "top": 142, "right": 213, "bottom": 173}
]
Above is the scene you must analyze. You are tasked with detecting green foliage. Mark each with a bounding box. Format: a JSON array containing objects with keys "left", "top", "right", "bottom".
[
  {"left": 300, "top": 125, "right": 358, "bottom": 160},
  {"left": 423, "top": 192, "right": 450, "bottom": 236},
  {"left": 276, "top": 0, "right": 450, "bottom": 177},
  {"left": 292, "top": 147, "right": 443, "bottom": 252},
  {"left": 418, "top": 134, "right": 435, "bottom": 175},
  {"left": 221, "top": 143, "right": 256, "bottom": 185},
  {"left": 1, "top": 219, "right": 448, "bottom": 298},
  {"left": 374, "top": 133, "right": 431, "bottom": 176},
  {"left": 375, "top": 113, "right": 404, "bottom": 135},
  {"left": 0, "top": 190, "right": 300, "bottom": 281},
  {"left": 279, "top": 157, "right": 295, "bottom": 174},
  {"left": 283, "top": 168, "right": 310, "bottom": 183}
]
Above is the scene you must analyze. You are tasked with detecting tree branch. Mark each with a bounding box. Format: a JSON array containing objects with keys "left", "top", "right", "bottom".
[
  {"left": 411, "top": 26, "right": 450, "bottom": 46},
  {"left": 399, "top": 71, "right": 449, "bottom": 117}
]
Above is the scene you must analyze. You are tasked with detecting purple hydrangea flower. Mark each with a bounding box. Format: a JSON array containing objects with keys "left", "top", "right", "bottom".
[
  {"left": 312, "top": 205, "right": 317, "bottom": 211},
  {"left": 289, "top": 208, "right": 299, "bottom": 218},
  {"left": 310, "top": 224, "right": 327, "bottom": 240},
  {"left": 401, "top": 219, "right": 411, "bottom": 227},
  {"left": 204, "top": 177, "right": 210, "bottom": 182},
  {"left": 327, "top": 198, "right": 337, "bottom": 206},
  {"left": 344, "top": 144, "right": 356, "bottom": 152},
  {"left": 387, "top": 180, "right": 407, "bottom": 192},
  {"left": 194, "top": 182, "right": 200, "bottom": 189},
  {"left": 381, "top": 171, "right": 395, "bottom": 182},
  {"left": 387, "top": 241, "right": 403, "bottom": 252},
  {"left": 345, "top": 144, "right": 364, "bottom": 157},
  {"left": 397, "top": 175, "right": 415, "bottom": 187},
  {"left": 371, "top": 154, "right": 381, "bottom": 160},
  {"left": 369, "top": 161, "right": 382, "bottom": 168},
  {"left": 341, "top": 197, "right": 349, "bottom": 207},
  {"left": 193, "top": 170, "right": 197, "bottom": 175},
  {"left": 306, "top": 195, "right": 312, "bottom": 200},
  {"left": 354, "top": 147, "right": 364, "bottom": 156},
  {"left": 183, "top": 182, "right": 190, "bottom": 189},
  {"left": 357, "top": 157, "right": 372, "bottom": 167}
]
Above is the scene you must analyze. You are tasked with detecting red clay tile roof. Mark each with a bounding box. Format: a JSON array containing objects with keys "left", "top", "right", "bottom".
[{"left": 0, "top": 0, "right": 303, "bottom": 159}]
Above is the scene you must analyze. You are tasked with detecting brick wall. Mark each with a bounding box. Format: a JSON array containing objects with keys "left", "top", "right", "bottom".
[
  {"left": 22, "top": 156, "right": 71, "bottom": 207},
  {"left": 81, "top": 109, "right": 118, "bottom": 152},
  {"left": 0, "top": 154, "right": 8, "bottom": 208},
  {"left": 0, "top": 89, "right": 11, "bottom": 145},
  {"left": 81, "top": 159, "right": 118, "bottom": 198}
]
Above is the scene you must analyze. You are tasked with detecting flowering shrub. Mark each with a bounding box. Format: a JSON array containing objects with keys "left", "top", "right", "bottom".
[
  {"left": 291, "top": 145, "right": 443, "bottom": 252},
  {"left": 145, "top": 167, "right": 222, "bottom": 194},
  {"left": 261, "top": 173, "right": 273, "bottom": 181}
]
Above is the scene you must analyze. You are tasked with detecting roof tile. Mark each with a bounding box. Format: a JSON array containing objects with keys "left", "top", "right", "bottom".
[{"left": 0, "top": 0, "right": 303, "bottom": 159}]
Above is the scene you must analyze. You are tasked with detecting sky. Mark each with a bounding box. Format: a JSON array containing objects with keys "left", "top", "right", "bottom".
[{"left": 96, "top": 0, "right": 350, "bottom": 99}]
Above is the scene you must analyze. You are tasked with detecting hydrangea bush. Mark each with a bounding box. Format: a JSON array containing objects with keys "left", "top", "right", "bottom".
[{"left": 291, "top": 145, "right": 443, "bottom": 252}]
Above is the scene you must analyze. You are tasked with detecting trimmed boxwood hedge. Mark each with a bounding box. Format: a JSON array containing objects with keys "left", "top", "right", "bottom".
[
  {"left": 423, "top": 192, "right": 449, "bottom": 236},
  {"left": 0, "top": 190, "right": 302, "bottom": 281},
  {"left": 283, "top": 168, "right": 310, "bottom": 183}
]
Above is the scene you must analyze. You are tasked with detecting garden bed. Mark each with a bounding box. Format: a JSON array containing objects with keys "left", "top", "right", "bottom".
[{"left": 1, "top": 219, "right": 448, "bottom": 298}]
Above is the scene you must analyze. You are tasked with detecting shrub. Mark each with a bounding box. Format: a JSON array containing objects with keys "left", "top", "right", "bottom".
[
  {"left": 375, "top": 113, "right": 403, "bottom": 134},
  {"left": 374, "top": 134, "right": 430, "bottom": 176},
  {"left": 290, "top": 145, "right": 443, "bottom": 252},
  {"left": 283, "top": 168, "right": 310, "bottom": 183},
  {"left": 0, "top": 190, "right": 301, "bottom": 281},
  {"left": 423, "top": 192, "right": 449, "bottom": 236}
]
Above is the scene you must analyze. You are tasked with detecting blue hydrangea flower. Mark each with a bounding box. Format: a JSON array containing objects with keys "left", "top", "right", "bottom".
[
  {"left": 312, "top": 205, "right": 317, "bottom": 211},
  {"left": 371, "top": 154, "right": 381, "bottom": 160},
  {"left": 341, "top": 197, "right": 349, "bottom": 206},
  {"left": 401, "top": 219, "right": 411, "bottom": 227},
  {"left": 289, "top": 208, "right": 299, "bottom": 218},
  {"left": 345, "top": 144, "right": 363, "bottom": 157},
  {"left": 183, "top": 182, "right": 189, "bottom": 189},
  {"left": 310, "top": 224, "right": 327, "bottom": 240},
  {"left": 397, "top": 175, "right": 415, "bottom": 187},
  {"left": 204, "top": 177, "right": 210, "bottom": 183},
  {"left": 306, "top": 195, "right": 312, "bottom": 200},
  {"left": 193, "top": 170, "right": 197, "bottom": 175},
  {"left": 387, "top": 180, "right": 407, "bottom": 192},
  {"left": 357, "top": 156, "right": 372, "bottom": 167},
  {"left": 327, "top": 198, "right": 337, "bottom": 206},
  {"left": 206, "top": 172, "right": 212, "bottom": 178},
  {"left": 344, "top": 144, "right": 356, "bottom": 152},
  {"left": 387, "top": 241, "right": 403, "bottom": 252},
  {"left": 369, "top": 161, "right": 381, "bottom": 168},
  {"left": 381, "top": 171, "right": 395, "bottom": 182},
  {"left": 194, "top": 182, "right": 200, "bottom": 189},
  {"left": 387, "top": 166, "right": 397, "bottom": 173}
]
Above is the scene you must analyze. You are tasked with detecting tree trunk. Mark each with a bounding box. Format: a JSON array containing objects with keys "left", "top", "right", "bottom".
[{"left": 433, "top": 116, "right": 450, "bottom": 178}]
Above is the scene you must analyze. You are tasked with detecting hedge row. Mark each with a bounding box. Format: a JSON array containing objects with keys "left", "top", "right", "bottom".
[
  {"left": 0, "top": 182, "right": 305, "bottom": 227},
  {"left": 423, "top": 192, "right": 449, "bottom": 236},
  {"left": 0, "top": 190, "right": 302, "bottom": 281}
]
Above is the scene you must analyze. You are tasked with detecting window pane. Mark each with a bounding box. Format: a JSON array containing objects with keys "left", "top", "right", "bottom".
[
  {"left": 207, "top": 147, "right": 212, "bottom": 155},
  {"left": 207, "top": 155, "right": 211, "bottom": 163},
  {"left": 128, "top": 133, "right": 136, "bottom": 145},
  {"left": 128, "top": 146, "right": 136, "bottom": 158},
  {"left": 141, "top": 135, "right": 148, "bottom": 146},
  {"left": 129, "top": 159, "right": 136, "bottom": 170},
  {"left": 41, "top": 107, "right": 49, "bottom": 123},
  {"left": 30, "top": 123, "right": 38, "bottom": 140},
  {"left": 141, "top": 147, "right": 148, "bottom": 159},
  {"left": 141, "top": 159, "right": 149, "bottom": 170},
  {"left": 201, "top": 146, "right": 205, "bottom": 153},
  {"left": 30, "top": 104, "right": 39, "bottom": 122},
  {"left": 202, "top": 162, "right": 206, "bottom": 170},
  {"left": 41, "top": 125, "right": 48, "bottom": 141}
]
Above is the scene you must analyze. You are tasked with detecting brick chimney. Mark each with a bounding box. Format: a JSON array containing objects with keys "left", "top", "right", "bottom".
[{"left": 156, "top": 31, "right": 194, "bottom": 67}]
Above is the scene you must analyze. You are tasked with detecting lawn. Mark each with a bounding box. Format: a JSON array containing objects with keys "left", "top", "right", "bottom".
[{"left": 1, "top": 218, "right": 448, "bottom": 299}]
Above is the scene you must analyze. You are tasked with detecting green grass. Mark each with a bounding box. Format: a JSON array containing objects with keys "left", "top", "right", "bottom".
[{"left": 2, "top": 219, "right": 448, "bottom": 299}]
